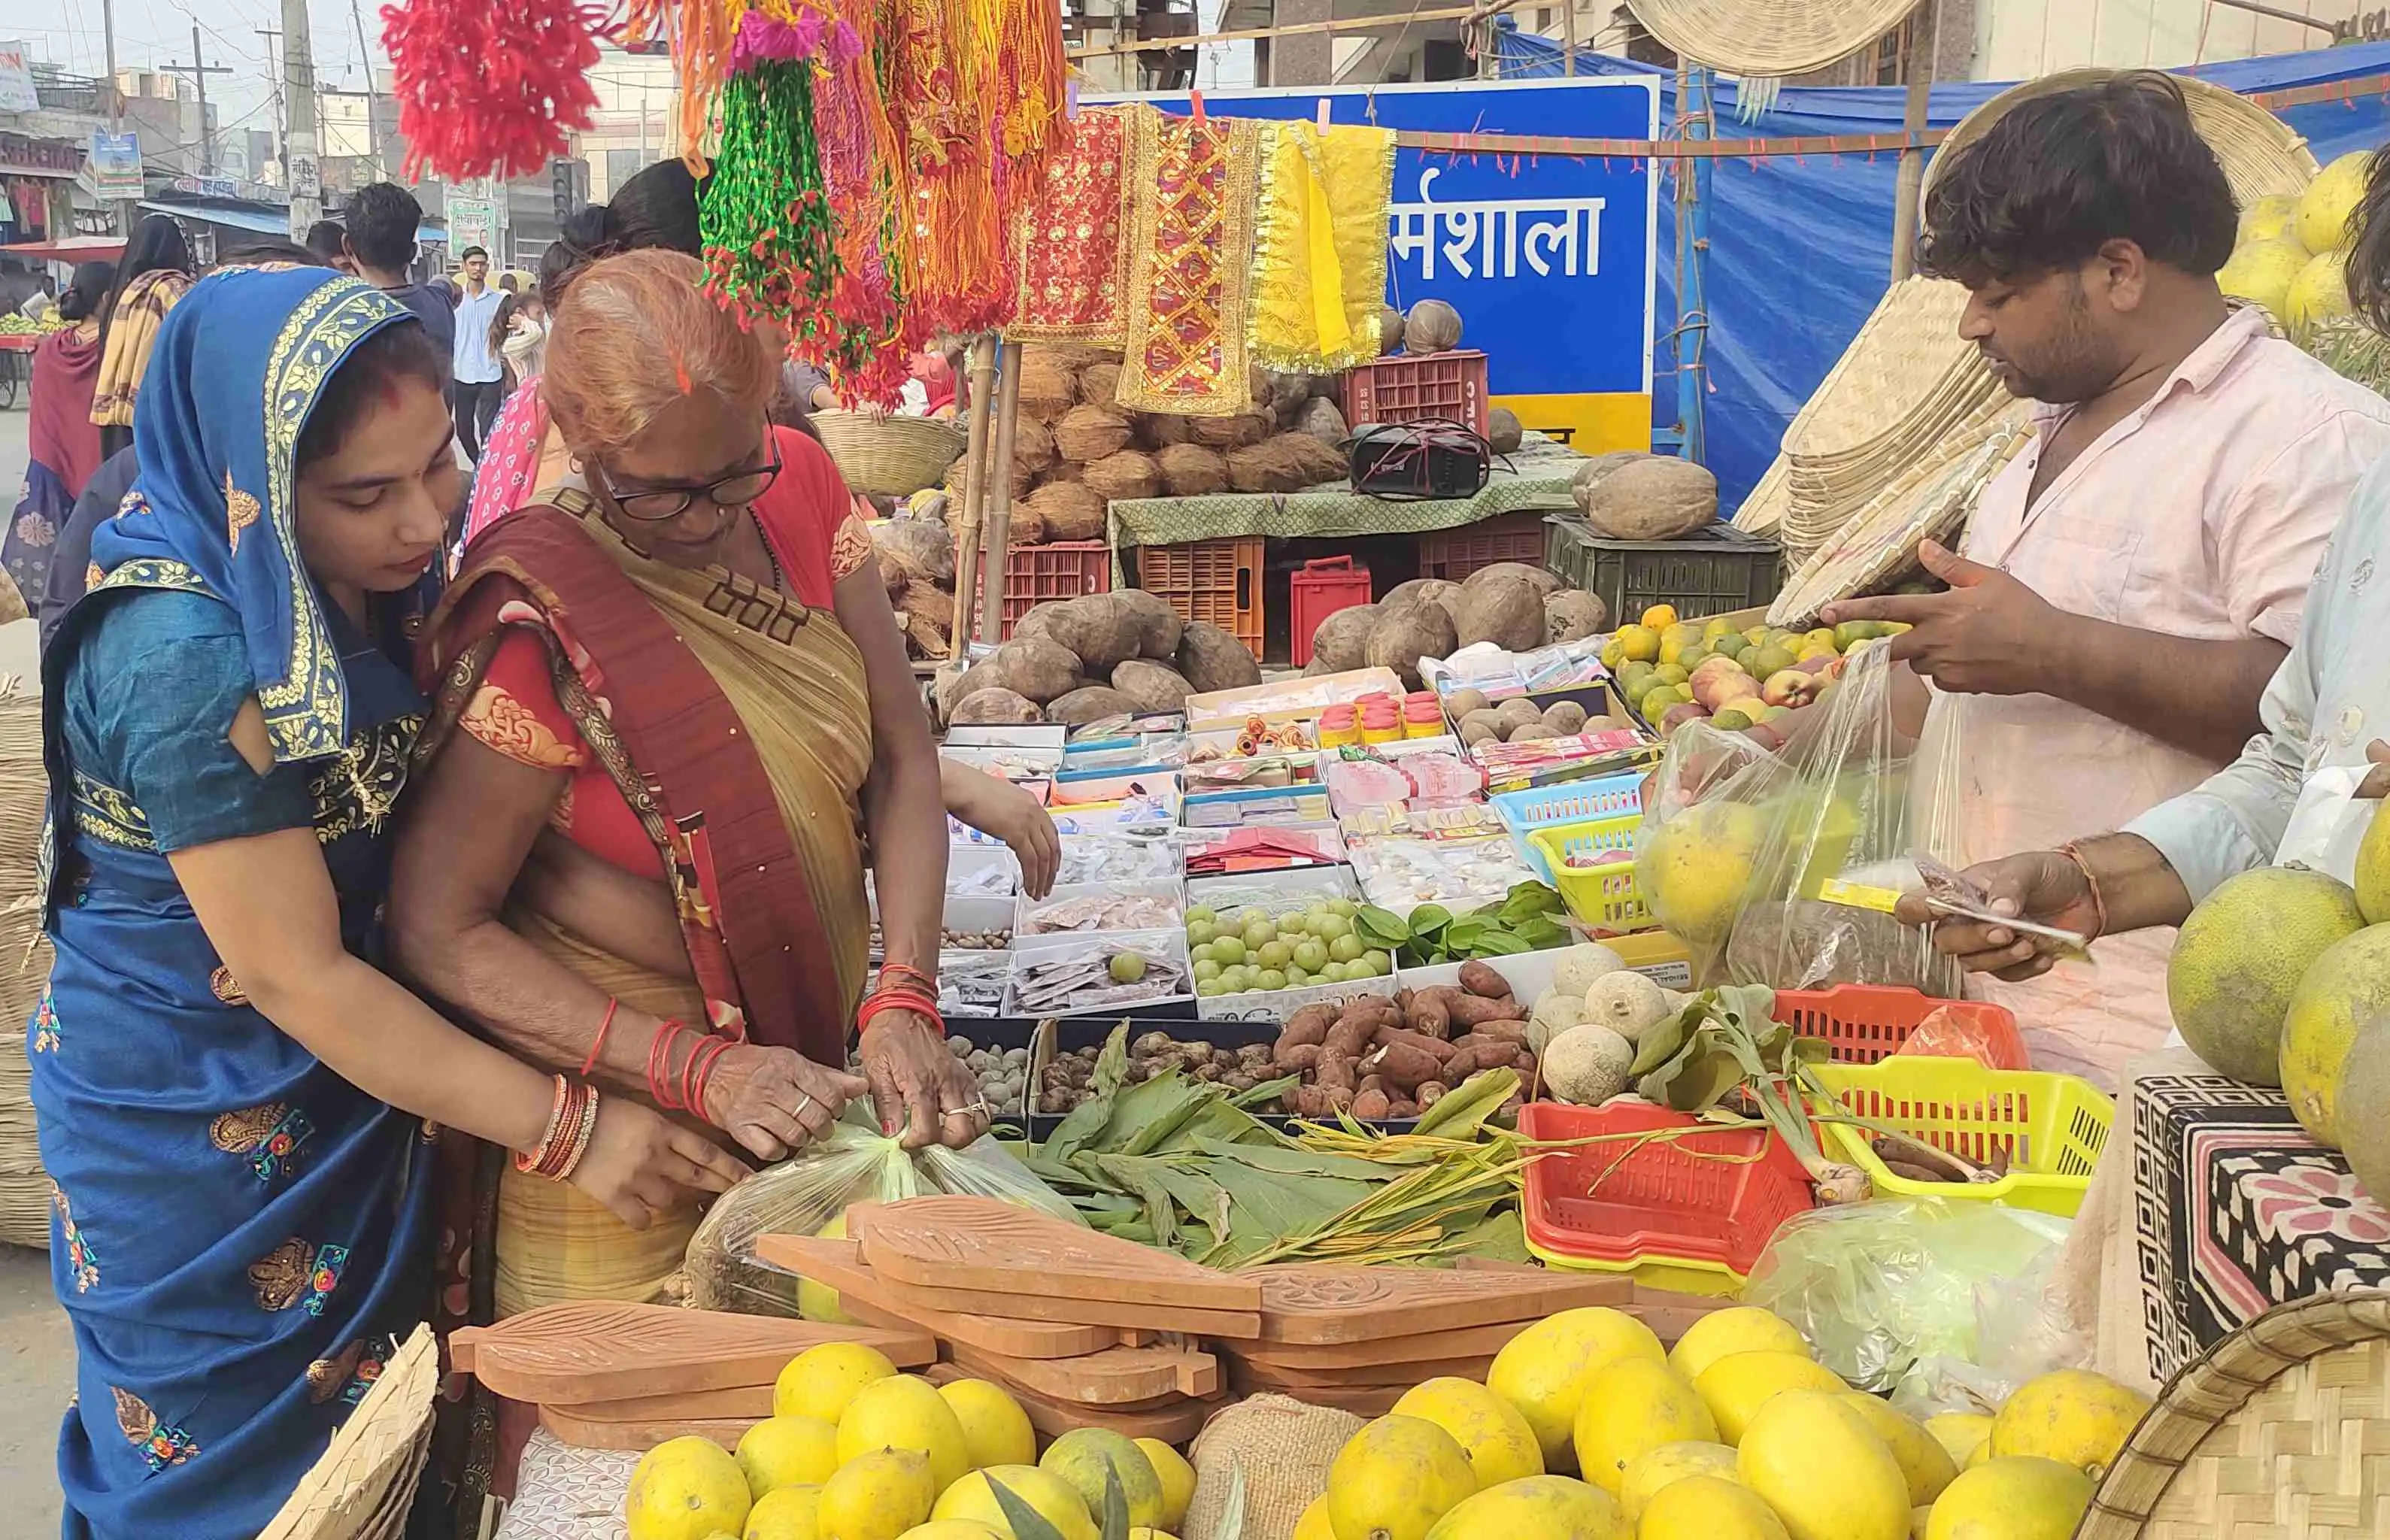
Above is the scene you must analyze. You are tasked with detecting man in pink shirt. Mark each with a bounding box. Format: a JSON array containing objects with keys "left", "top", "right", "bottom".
[{"left": 1827, "top": 73, "right": 2390, "bottom": 1086}]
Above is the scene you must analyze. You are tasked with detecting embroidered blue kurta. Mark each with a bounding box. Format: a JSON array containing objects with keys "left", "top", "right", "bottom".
[{"left": 32, "top": 267, "right": 439, "bottom": 1540}]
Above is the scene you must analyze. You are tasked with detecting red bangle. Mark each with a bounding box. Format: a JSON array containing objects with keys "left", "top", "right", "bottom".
[
  {"left": 681, "top": 1028, "right": 725, "bottom": 1116},
  {"left": 688, "top": 1035, "right": 736, "bottom": 1124},
  {"left": 648, "top": 1020, "right": 694, "bottom": 1111},
  {"left": 580, "top": 998, "right": 620, "bottom": 1078},
  {"left": 857, "top": 990, "right": 943, "bottom": 1038}
]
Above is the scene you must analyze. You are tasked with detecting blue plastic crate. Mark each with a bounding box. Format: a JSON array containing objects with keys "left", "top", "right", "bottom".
[{"left": 1492, "top": 773, "right": 1644, "bottom": 882}]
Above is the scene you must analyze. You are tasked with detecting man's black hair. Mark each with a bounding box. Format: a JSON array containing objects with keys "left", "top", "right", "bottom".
[
  {"left": 459, "top": 245, "right": 488, "bottom": 263},
  {"left": 346, "top": 182, "right": 424, "bottom": 272},
  {"left": 2341, "top": 146, "right": 2390, "bottom": 333},
  {"left": 1921, "top": 71, "right": 2237, "bottom": 284},
  {"left": 303, "top": 219, "right": 348, "bottom": 264}
]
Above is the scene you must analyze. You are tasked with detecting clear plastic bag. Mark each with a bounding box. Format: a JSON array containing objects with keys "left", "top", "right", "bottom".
[
  {"left": 684, "top": 1112, "right": 1084, "bottom": 1317},
  {"left": 1632, "top": 719, "right": 1794, "bottom": 982},
  {"left": 1721, "top": 642, "right": 1964, "bottom": 996},
  {"left": 1740, "top": 1197, "right": 2071, "bottom": 1399}
]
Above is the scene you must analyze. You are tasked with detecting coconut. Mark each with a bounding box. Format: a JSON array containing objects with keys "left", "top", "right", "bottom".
[
  {"left": 1005, "top": 503, "right": 1050, "bottom": 547},
  {"left": 1042, "top": 594, "right": 1148, "bottom": 673},
  {"left": 1045, "top": 685, "right": 1142, "bottom": 726},
  {"left": 1081, "top": 450, "right": 1160, "bottom": 502},
  {"left": 1457, "top": 571, "right": 1545, "bottom": 651},
  {"left": 1189, "top": 412, "right": 1272, "bottom": 450},
  {"left": 1294, "top": 396, "right": 1349, "bottom": 448},
  {"left": 1013, "top": 416, "right": 1058, "bottom": 474},
  {"left": 1460, "top": 560, "right": 1560, "bottom": 599},
  {"left": 1154, "top": 442, "right": 1231, "bottom": 497},
  {"left": 1366, "top": 599, "right": 1457, "bottom": 690},
  {"left": 1378, "top": 305, "right": 1406, "bottom": 355},
  {"left": 1140, "top": 413, "right": 1195, "bottom": 449},
  {"left": 896, "top": 581, "right": 954, "bottom": 659},
  {"left": 1404, "top": 298, "right": 1463, "bottom": 353},
  {"left": 1053, "top": 404, "right": 1136, "bottom": 463},
  {"left": 1022, "top": 480, "right": 1107, "bottom": 543},
  {"left": 1309, "top": 603, "right": 1380, "bottom": 673},
  {"left": 1488, "top": 407, "right": 1524, "bottom": 454},
  {"left": 951, "top": 687, "right": 1044, "bottom": 726},
  {"left": 1545, "top": 589, "right": 1608, "bottom": 644},
  {"left": 1279, "top": 432, "right": 1348, "bottom": 486},
  {"left": 1176, "top": 618, "right": 1261, "bottom": 693},
  {"left": 1112, "top": 658, "right": 1197, "bottom": 714},
  {"left": 1078, "top": 358, "right": 1124, "bottom": 408},
  {"left": 1015, "top": 350, "right": 1078, "bottom": 420},
  {"left": 1110, "top": 587, "right": 1184, "bottom": 660},
  {"left": 1006, "top": 455, "right": 1036, "bottom": 499},
  {"left": 1580, "top": 456, "right": 1718, "bottom": 541}
]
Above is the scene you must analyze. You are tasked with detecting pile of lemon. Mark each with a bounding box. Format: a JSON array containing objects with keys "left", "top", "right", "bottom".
[
  {"left": 624, "top": 1342, "right": 1196, "bottom": 1540},
  {"left": 1306, "top": 1305, "right": 2152, "bottom": 1540}
]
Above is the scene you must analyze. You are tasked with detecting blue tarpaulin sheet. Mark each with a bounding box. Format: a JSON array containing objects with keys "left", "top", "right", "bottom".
[{"left": 1485, "top": 31, "right": 2390, "bottom": 508}]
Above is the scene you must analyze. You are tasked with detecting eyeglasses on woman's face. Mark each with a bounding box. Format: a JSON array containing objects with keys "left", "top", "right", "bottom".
[{"left": 595, "top": 426, "right": 784, "bottom": 524}]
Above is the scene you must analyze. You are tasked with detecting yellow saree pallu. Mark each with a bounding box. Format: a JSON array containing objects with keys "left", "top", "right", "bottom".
[
  {"left": 1250, "top": 121, "right": 1398, "bottom": 374},
  {"left": 427, "top": 496, "right": 874, "bottom": 1317}
]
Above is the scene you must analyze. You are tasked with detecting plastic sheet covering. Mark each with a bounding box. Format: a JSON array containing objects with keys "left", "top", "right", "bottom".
[
  {"left": 684, "top": 1113, "right": 1084, "bottom": 1316},
  {"left": 1742, "top": 1197, "right": 2073, "bottom": 1404},
  {"left": 1486, "top": 29, "right": 2390, "bottom": 511}
]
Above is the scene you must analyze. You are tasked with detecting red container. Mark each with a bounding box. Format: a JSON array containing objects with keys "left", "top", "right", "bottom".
[
  {"left": 1518, "top": 1101, "right": 1815, "bottom": 1278},
  {"left": 1771, "top": 985, "right": 2028, "bottom": 1071},
  {"left": 996, "top": 541, "right": 1111, "bottom": 637},
  {"left": 1134, "top": 536, "right": 1264, "bottom": 659},
  {"left": 1418, "top": 509, "right": 1551, "bottom": 583},
  {"left": 1343, "top": 349, "right": 1491, "bottom": 436},
  {"left": 1288, "top": 556, "right": 1375, "bottom": 667}
]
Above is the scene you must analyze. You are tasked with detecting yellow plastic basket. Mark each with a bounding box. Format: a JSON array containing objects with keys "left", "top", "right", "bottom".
[
  {"left": 1524, "top": 1233, "right": 1749, "bottom": 1299},
  {"left": 1811, "top": 1058, "right": 2114, "bottom": 1217},
  {"left": 1528, "top": 814, "right": 1655, "bottom": 932}
]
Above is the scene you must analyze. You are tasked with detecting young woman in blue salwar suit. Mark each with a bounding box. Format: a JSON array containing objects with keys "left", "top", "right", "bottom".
[{"left": 30, "top": 265, "right": 749, "bottom": 1539}]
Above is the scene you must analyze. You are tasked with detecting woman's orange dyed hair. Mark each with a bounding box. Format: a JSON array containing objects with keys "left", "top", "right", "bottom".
[{"left": 542, "top": 249, "right": 776, "bottom": 461}]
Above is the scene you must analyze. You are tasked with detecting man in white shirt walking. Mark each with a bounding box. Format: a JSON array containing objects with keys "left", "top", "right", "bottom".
[{"left": 450, "top": 246, "right": 505, "bottom": 462}]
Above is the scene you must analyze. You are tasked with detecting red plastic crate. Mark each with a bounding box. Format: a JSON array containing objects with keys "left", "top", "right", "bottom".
[
  {"left": 1771, "top": 985, "right": 2028, "bottom": 1071},
  {"left": 1418, "top": 509, "right": 1551, "bottom": 582},
  {"left": 1288, "top": 556, "right": 1374, "bottom": 667},
  {"left": 996, "top": 541, "right": 1111, "bottom": 637},
  {"left": 1343, "top": 350, "right": 1491, "bottom": 436},
  {"left": 1518, "top": 1101, "right": 1815, "bottom": 1280},
  {"left": 1133, "top": 535, "right": 1263, "bottom": 659}
]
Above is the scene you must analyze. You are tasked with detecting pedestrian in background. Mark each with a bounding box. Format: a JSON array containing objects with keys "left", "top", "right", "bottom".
[
  {"left": 89, "top": 214, "right": 195, "bottom": 460},
  {"left": 450, "top": 245, "right": 505, "bottom": 462},
  {"left": 341, "top": 182, "right": 453, "bottom": 362}
]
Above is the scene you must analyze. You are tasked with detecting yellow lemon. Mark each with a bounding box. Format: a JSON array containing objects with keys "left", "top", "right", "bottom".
[
  {"left": 940, "top": 1380, "right": 1036, "bottom": 1472},
  {"left": 1572, "top": 1359, "right": 1717, "bottom": 1495},
  {"left": 1923, "top": 1457, "right": 2094, "bottom": 1540},
  {"left": 1618, "top": 1441, "right": 1738, "bottom": 1523},
  {"left": 1988, "top": 1369, "right": 2150, "bottom": 1480},
  {"left": 1665, "top": 1308, "right": 1811, "bottom": 1385},
  {"left": 737, "top": 1416, "right": 842, "bottom": 1499},
  {"left": 1135, "top": 1439, "right": 1195, "bottom": 1531},
  {"left": 746, "top": 1485, "right": 823, "bottom": 1540},
  {"left": 1693, "top": 1351, "right": 1847, "bottom": 1445},
  {"left": 629, "top": 1435, "right": 754, "bottom": 1540},
  {"left": 817, "top": 1450, "right": 935, "bottom": 1540},
  {"left": 1422, "top": 1475, "right": 1627, "bottom": 1540},
  {"left": 1835, "top": 1395, "right": 1957, "bottom": 1508},
  {"left": 776, "top": 1343, "right": 897, "bottom": 1423},
  {"left": 1735, "top": 1391, "right": 1908, "bottom": 1540},
  {"left": 896, "top": 1526, "right": 1000, "bottom": 1540},
  {"left": 933, "top": 1466, "right": 1097, "bottom": 1540},
  {"left": 1964, "top": 1439, "right": 1991, "bottom": 1471},
  {"left": 1325, "top": 1414, "right": 1481, "bottom": 1540},
  {"left": 1909, "top": 1505, "right": 1931, "bottom": 1540},
  {"left": 1487, "top": 1308, "right": 1667, "bottom": 1469},
  {"left": 1392, "top": 1376, "right": 1545, "bottom": 1488},
  {"left": 838, "top": 1375, "right": 972, "bottom": 1496},
  {"left": 1635, "top": 1475, "right": 1788, "bottom": 1540},
  {"left": 1921, "top": 1414, "right": 1992, "bottom": 1469},
  {"left": 2239, "top": 191, "right": 2300, "bottom": 244},
  {"left": 1041, "top": 1429, "right": 1165, "bottom": 1529},
  {"left": 1294, "top": 1498, "right": 1334, "bottom": 1540},
  {"left": 1641, "top": 605, "right": 1680, "bottom": 631},
  {"left": 799, "top": 1212, "right": 852, "bottom": 1324}
]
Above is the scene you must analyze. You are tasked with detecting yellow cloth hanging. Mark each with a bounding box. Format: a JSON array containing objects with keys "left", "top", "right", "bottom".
[{"left": 1250, "top": 121, "right": 1397, "bottom": 374}]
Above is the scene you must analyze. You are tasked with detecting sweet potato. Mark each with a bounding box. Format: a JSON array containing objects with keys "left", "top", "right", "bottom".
[
  {"left": 1461, "top": 1018, "right": 1530, "bottom": 1047},
  {"left": 1448, "top": 993, "right": 1528, "bottom": 1028},
  {"left": 1294, "top": 1084, "right": 1354, "bottom": 1119},
  {"left": 1439, "top": 1044, "right": 1486, "bottom": 1079},
  {"left": 1362, "top": 1037, "right": 1446, "bottom": 1093},
  {"left": 1315, "top": 1054, "right": 1357, "bottom": 1092},
  {"left": 1274, "top": 1043, "right": 1322, "bottom": 1074},
  {"left": 1357, "top": 1074, "right": 1388, "bottom": 1099},
  {"left": 1323, "top": 1014, "right": 1380, "bottom": 1063},
  {"left": 1454, "top": 1032, "right": 1531, "bottom": 1065},
  {"left": 1456, "top": 961, "right": 1512, "bottom": 999},
  {"left": 1372, "top": 1026, "right": 1457, "bottom": 1063},
  {"left": 1351, "top": 1088, "right": 1394, "bottom": 1120},
  {"left": 1415, "top": 1081, "right": 1449, "bottom": 1110},
  {"left": 1405, "top": 993, "right": 1452, "bottom": 1040},
  {"left": 1281, "top": 1003, "right": 1339, "bottom": 1048}
]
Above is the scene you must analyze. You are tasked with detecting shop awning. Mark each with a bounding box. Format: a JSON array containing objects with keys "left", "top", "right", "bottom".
[
  {"left": 138, "top": 199, "right": 291, "bottom": 236},
  {"left": 1, "top": 235, "right": 126, "bottom": 261}
]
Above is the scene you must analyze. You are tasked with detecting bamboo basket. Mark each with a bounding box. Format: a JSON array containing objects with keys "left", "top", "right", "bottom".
[
  {"left": 1927, "top": 68, "right": 2319, "bottom": 211},
  {"left": 1625, "top": 0, "right": 1921, "bottom": 77},
  {"left": 809, "top": 411, "right": 968, "bottom": 499},
  {"left": 2079, "top": 1290, "right": 2390, "bottom": 1540},
  {"left": 0, "top": 679, "right": 49, "bottom": 1250},
  {"left": 1732, "top": 453, "right": 1792, "bottom": 538},
  {"left": 258, "top": 1324, "right": 440, "bottom": 1540}
]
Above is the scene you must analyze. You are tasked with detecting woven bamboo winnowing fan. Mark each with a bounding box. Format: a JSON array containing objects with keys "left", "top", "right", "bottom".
[
  {"left": 2079, "top": 1290, "right": 2390, "bottom": 1540},
  {"left": 258, "top": 1325, "right": 440, "bottom": 1540},
  {"left": 1926, "top": 68, "right": 2318, "bottom": 212},
  {"left": 1625, "top": 0, "right": 1921, "bottom": 77}
]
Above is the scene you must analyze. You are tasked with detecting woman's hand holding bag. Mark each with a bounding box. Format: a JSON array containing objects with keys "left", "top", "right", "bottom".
[{"left": 702, "top": 1045, "right": 868, "bottom": 1163}]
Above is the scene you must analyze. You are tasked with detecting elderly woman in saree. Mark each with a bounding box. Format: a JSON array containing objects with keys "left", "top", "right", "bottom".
[
  {"left": 32, "top": 267, "right": 743, "bottom": 1540},
  {"left": 387, "top": 250, "right": 977, "bottom": 1320}
]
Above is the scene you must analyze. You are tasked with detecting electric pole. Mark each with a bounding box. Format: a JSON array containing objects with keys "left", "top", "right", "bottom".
[
  {"left": 281, "top": 0, "right": 324, "bottom": 235},
  {"left": 101, "top": 0, "right": 119, "bottom": 126},
  {"left": 163, "top": 28, "right": 233, "bottom": 177},
  {"left": 257, "top": 29, "right": 287, "bottom": 171},
  {"left": 349, "top": 0, "right": 382, "bottom": 174}
]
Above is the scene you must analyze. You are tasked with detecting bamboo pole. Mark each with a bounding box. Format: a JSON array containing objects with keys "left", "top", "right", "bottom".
[
  {"left": 975, "top": 349, "right": 1025, "bottom": 646},
  {"left": 1888, "top": 5, "right": 1937, "bottom": 282},
  {"left": 947, "top": 335, "right": 1001, "bottom": 653}
]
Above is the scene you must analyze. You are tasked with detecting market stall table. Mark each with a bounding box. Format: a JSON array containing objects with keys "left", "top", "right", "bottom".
[{"left": 1104, "top": 435, "right": 1588, "bottom": 584}]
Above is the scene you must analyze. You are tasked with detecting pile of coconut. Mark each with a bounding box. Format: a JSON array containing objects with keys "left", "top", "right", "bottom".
[
  {"left": 934, "top": 589, "right": 1266, "bottom": 727},
  {"left": 1303, "top": 562, "right": 1612, "bottom": 690},
  {"left": 872, "top": 508, "right": 963, "bottom": 660}
]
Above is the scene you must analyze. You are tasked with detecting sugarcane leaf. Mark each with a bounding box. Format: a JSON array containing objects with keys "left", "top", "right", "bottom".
[
  {"left": 1043, "top": 1025, "right": 1133, "bottom": 1163},
  {"left": 1193, "top": 1136, "right": 1391, "bottom": 1183},
  {"left": 1207, "top": 1463, "right": 1246, "bottom": 1540},
  {"left": 1233, "top": 1074, "right": 1300, "bottom": 1108},
  {"left": 990, "top": 1478, "right": 1072, "bottom": 1540},
  {"left": 1100, "top": 1458, "right": 1132, "bottom": 1540},
  {"left": 1412, "top": 1067, "right": 1518, "bottom": 1137}
]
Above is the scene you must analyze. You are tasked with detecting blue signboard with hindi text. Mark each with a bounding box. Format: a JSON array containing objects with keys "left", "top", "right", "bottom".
[{"left": 1114, "top": 77, "right": 1661, "bottom": 449}]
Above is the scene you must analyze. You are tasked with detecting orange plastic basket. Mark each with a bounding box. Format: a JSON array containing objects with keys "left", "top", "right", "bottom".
[{"left": 1770, "top": 984, "right": 2028, "bottom": 1069}]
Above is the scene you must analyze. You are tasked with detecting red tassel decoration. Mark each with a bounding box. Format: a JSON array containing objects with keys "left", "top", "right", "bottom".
[{"left": 381, "top": 0, "right": 605, "bottom": 182}]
